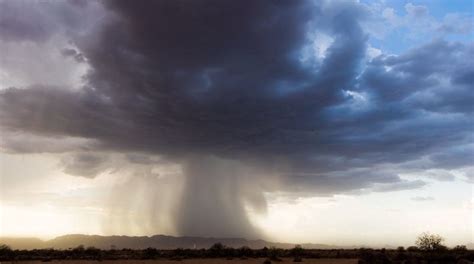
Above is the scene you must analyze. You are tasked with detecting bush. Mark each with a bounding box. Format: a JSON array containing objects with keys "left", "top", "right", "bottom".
[
  {"left": 142, "top": 247, "right": 159, "bottom": 259},
  {"left": 293, "top": 256, "right": 303, "bottom": 262},
  {"left": 291, "top": 245, "right": 304, "bottom": 257},
  {"left": 268, "top": 247, "right": 282, "bottom": 261},
  {"left": 237, "top": 246, "right": 253, "bottom": 257},
  {"left": 208, "top": 243, "right": 226, "bottom": 257},
  {"left": 358, "top": 248, "right": 390, "bottom": 264},
  {"left": 407, "top": 246, "right": 419, "bottom": 252},
  {"left": 0, "top": 244, "right": 13, "bottom": 260},
  {"left": 415, "top": 232, "right": 445, "bottom": 251},
  {"left": 453, "top": 245, "right": 468, "bottom": 252}
]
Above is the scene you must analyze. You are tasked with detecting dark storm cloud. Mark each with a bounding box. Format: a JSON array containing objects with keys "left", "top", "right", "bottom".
[
  {"left": 61, "top": 48, "right": 86, "bottom": 63},
  {"left": 60, "top": 152, "right": 109, "bottom": 178},
  {"left": 0, "top": 0, "right": 52, "bottom": 42},
  {"left": 428, "top": 144, "right": 474, "bottom": 170},
  {"left": 2, "top": 0, "right": 370, "bottom": 159},
  {"left": 0, "top": 132, "right": 94, "bottom": 153},
  {"left": 0, "top": 0, "right": 97, "bottom": 43},
  {"left": 0, "top": 0, "right": 472, "bottom": 237},
  {"left": 0, "top": 0, "right": 471, "bottom": 186},
  {"left": 362, "top": 41, "right": 474, "bottom": 113},
  {"left": 277, "top": 168, "right": 427, "bottom": 196},
  {"left": 0, "top": 85, "right": 126, "bottom": 141}
]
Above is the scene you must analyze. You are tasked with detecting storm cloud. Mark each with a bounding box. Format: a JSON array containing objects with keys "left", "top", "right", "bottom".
[{"left": 0, "top": 0, "right": 472, "bottom": 238}]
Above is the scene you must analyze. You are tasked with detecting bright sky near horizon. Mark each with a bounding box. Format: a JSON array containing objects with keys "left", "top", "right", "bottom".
[{"left": 0, "top": 0, "right": 473, "bottom": 247}]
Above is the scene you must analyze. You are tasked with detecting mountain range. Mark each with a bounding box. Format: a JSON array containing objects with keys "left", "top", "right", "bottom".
[{"left": 0, "top": 234, "right": 337, "bottom": 250}]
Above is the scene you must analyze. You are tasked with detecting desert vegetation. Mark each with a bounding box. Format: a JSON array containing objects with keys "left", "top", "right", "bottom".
[{"left": 0, "top": 234, "right": 472, "bottom": 263}]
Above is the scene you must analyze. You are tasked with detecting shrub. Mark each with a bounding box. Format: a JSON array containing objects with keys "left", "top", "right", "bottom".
[
  {"left": 407, "top": 246, "right": 419, "bottom": 252},
  {"left": 208, "top": 243, "right": 226, "bottom": 257},
  {"left": 293, "top": 256, "right": 303, "bottom": 262},
  {"left": 142, "top": 247, "right": 159, "bottom": 259},
  {"left": 290, "top": 245, "right": 304, "bottom": 257},
  {"left": 237, "top": 246, "right": 253, "bottom": 258},
  {"left": 415, "top": 232, "right": 445, "bottom": 251},
  {"left": 453, "top": 245, "right": 468, "bottom": 252},
  {"left": 268, "top": 247, "right": 282, "bottom": 261},
  {"left": 0, "top": 244, "right": 13, "bottom": 260}
]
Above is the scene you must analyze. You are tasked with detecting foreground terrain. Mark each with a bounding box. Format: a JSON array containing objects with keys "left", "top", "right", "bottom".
[
  {"left": 0, "top": 259, "right": 358, "bottom": 264},
  {"left": 1, "top": 243, "right": 473, "bottom": 263}
]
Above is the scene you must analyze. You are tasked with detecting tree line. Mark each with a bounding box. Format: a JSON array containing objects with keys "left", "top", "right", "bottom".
[{"left": 0, "top": 233, "right": 472, "bottom": 263}]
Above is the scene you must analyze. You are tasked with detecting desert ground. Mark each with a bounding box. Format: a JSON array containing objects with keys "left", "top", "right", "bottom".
[{"left": 0, "top": 259, "right": 358, "bottom": 264}]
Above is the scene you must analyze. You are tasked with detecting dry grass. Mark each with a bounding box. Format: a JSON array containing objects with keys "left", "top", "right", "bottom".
[{"left": 3, "top": 259, "right": 358, "bottom": 264}]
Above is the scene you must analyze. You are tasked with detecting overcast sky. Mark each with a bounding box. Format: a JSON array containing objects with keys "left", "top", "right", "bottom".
[{"left": 0, "top": 0, "right": 473, "bottom": 247}]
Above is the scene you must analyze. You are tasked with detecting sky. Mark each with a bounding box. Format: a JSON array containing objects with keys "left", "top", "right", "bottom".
[{"left": 0, "top": 0, "right": 473, "bottom": 247}]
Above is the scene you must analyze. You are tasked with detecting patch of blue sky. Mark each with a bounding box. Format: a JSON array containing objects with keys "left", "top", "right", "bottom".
[
  {"left": 361, "top": 0, "right": 472, "bottom": 17},
  {"left": 361, "top": 0, "right": 473, "bottom": 54}
]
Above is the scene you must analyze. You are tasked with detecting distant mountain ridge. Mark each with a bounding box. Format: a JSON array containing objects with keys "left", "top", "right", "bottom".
[{"left": 1, "top": 234, "right": 337, "bottom": 250}]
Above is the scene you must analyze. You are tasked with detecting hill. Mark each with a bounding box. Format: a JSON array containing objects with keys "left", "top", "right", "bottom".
[{"left": 1, "top": 234, "right": 336, "bottom": 250}]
